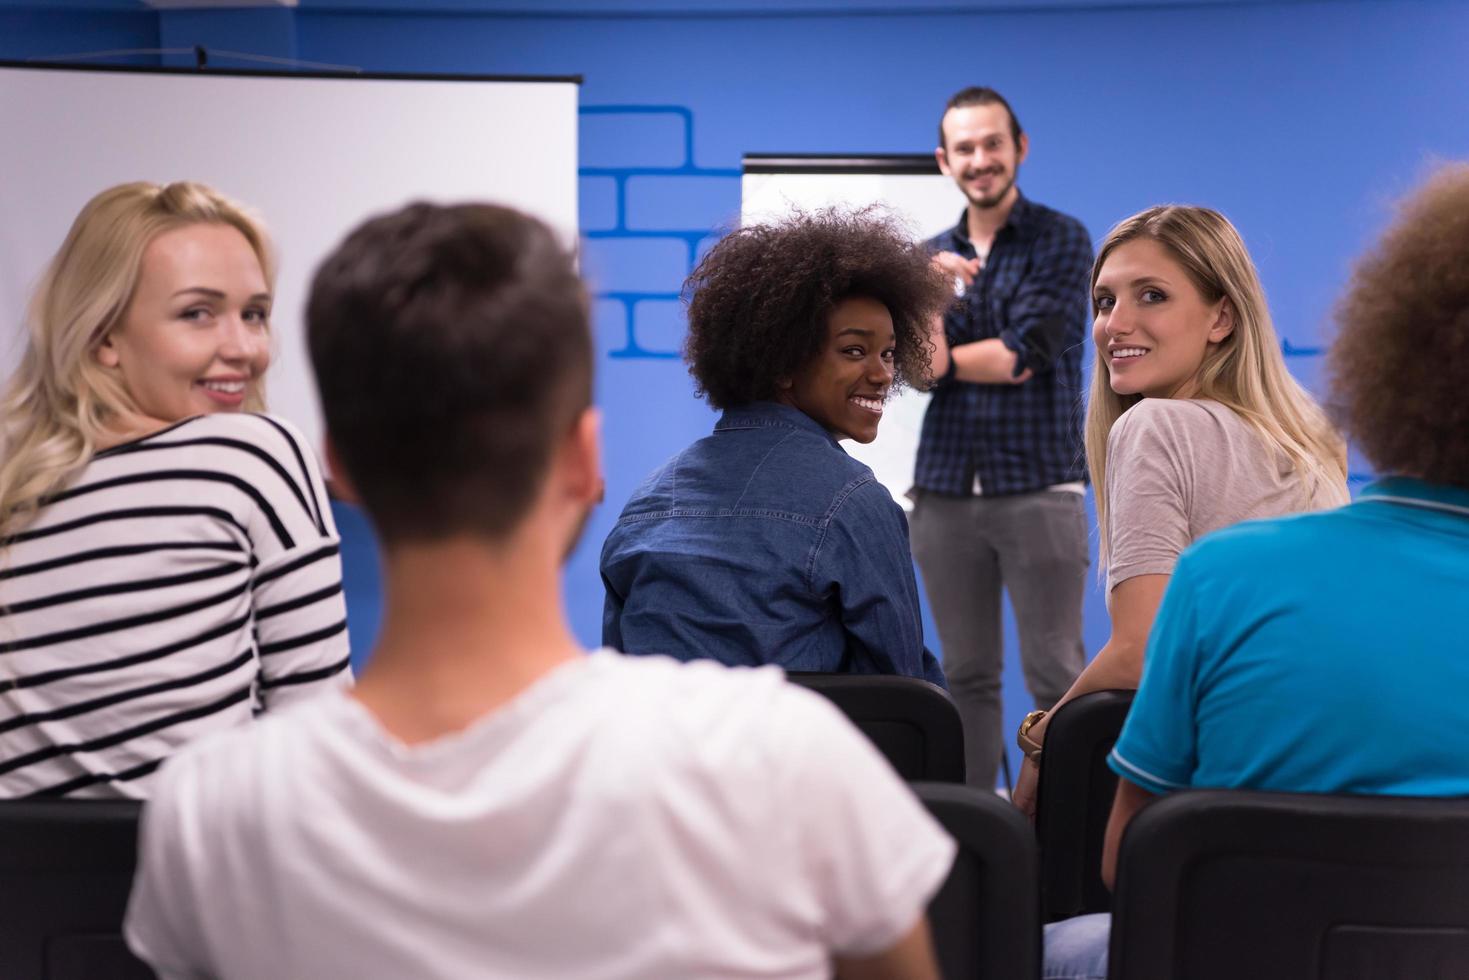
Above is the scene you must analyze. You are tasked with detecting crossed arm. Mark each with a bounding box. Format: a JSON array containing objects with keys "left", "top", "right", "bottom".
[
  {"left": 923, "top": 250, "right": 1032, "bottom": 387},
  {"left": 924, "top": 310, "right": 1033, "bottom": 385},
  {"left": 924, "top": 217, "right": 1091, "bottom": 389}
]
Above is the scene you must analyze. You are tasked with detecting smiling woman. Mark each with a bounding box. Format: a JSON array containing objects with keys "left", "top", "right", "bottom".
[
  {"left": 96, "top": 222, "right": 273, "bottom": 424},
  {"left": 779, "top": 294, "right": 896, "bottom": 444},
  {"left": 1011, "top": 204, "right": 1349, "bottom": 816},
  {"left": 0, "top": 182, "right": 350, "bottom": 799},
  {"left": 601, "top": 208, "right": 952, "bottom": 683}
]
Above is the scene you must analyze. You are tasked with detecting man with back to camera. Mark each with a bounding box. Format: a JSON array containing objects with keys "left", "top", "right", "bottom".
[
  {"left": 909, "top": 85, "right": 1094, "bottom": 790},
  {"left": 124, "top": 201, "right": 956, "bottom": 980}
]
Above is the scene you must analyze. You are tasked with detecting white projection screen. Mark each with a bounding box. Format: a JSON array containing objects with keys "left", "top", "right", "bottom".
[
  {"left": 0, "top": 63, "right": 579, "bottom": 456},
  {"left": 742, "top": 155, "right": 955, "bottom": 510}
]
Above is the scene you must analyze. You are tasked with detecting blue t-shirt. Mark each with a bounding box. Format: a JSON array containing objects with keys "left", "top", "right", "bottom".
[
  {"left": 600, "top": 402, "right": 944, "bottom": 687},
  {"left": 1110, "top": 477, "right": 1469, "bottom": 797}
]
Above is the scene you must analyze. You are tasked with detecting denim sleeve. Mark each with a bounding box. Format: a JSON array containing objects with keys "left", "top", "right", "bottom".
[
  {"left": 1000, "top": 217, "right": 1093, "bottom": 375},
  {"left": 601, "top": 573, "right": 625, "bottom": 651},
  {"left": 814, "top": 480, "right": 944, "bottom": 687},
  {"left": 1107, "top": 552, "right": 1204, "bottom": 794},
  {"left": 599, "top": 528, "right": 627, "bottom": 650}
]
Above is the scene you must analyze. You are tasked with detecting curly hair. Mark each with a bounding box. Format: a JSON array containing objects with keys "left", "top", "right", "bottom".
[
  {"left": 684, "top": 207, "right": 950, "bottom": 410},
  {"left": 1328, "top": 163, "right": 1469, "bottom": 487}
]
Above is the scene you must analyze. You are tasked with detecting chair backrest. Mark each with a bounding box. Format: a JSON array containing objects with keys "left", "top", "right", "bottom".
[
  {"left": 1111, "top": 789, "right": 1469, "bottom": 980},
  {"left": 785, "top": 673, "right": 964, "bottom": 782},
  {"left": 912, "top": 781, "right": 1040, "bottom": 980},
  {"left": 0, "top": 800, "right": 156, "bottom": 980},
  {"left": 1034, "top": 688, "right": 1134, "bottom": 921}
]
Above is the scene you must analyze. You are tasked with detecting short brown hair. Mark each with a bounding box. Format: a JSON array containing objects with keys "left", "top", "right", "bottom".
[
  {"left": 307, "top": 202, "right": 591, "bottom": 542},
  {"left": 938, "top": 86, "right": 1023, "bottom": 150},
  {"left": 1328, "top": 164, "right": 1469, "bottom": 487}
]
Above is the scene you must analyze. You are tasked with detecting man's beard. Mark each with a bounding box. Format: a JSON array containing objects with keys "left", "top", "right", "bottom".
[{"left": 964, "top": 168, "right": 1016, "bottom": 210}]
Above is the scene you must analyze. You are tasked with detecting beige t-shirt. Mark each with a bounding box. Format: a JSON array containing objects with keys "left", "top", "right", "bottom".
[{"left": 1105, "top": 398, "right": 1348, "bottom": 598}]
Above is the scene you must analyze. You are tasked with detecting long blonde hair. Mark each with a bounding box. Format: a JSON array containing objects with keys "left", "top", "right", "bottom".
[
  {"left": 1085, "top": 205, "right": 1346, "bottom": 565},
  {"left": 0, "top": 181, "right": 275, "bottom": 540}
]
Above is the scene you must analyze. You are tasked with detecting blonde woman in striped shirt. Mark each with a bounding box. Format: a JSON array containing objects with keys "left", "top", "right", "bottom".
[{"left": 0, "top": 182, "right": 350, "bottom": 798}]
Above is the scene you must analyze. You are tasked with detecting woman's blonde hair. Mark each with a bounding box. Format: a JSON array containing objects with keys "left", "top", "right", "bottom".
[
  {"left": 1084, "top": 205, "right": 1346, "bottom": 566},
  {"left": 0, "top": 181, "right": 274, "bottom": 539}
]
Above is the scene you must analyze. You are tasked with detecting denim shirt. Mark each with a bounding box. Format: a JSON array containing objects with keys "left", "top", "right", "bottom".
[{"left": 600, "top": 402, "right": 945, "bottom": 687}]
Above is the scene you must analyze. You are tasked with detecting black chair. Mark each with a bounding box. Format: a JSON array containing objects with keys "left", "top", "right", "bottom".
[
  {"left": 786, "top": 673, "right": 964, "bottom": 782},
  {"left": 0, "top": 800, "right": 156, "bottom": 979},
  {"left": 1034, "top": 688, "right": 1134, "bottom": 921},
  {"left": 1111, "top": 789, "right": 1469, "bottom": 980},
  {"left": 912, "top": 781, "right": 1039, "bottom": 979}
]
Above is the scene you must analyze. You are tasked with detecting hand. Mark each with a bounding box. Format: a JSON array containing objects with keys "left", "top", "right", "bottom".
[
  {"left": 1012, "top": 756, "right": 1041, "bottom": 822},
  {"left": 1011, "top": 368, "right": 1034, "bottom": 385},
  {"left": 931, "top": 251, "right": 982, "bottom": 287}
]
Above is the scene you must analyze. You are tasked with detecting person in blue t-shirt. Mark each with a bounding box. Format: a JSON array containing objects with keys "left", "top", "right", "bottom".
[
  {"left": 600, "top": 209, "right": 951, "bottom": 686},
  {"left": 1044, "top": 163, "right": 1469, "bottom": 979}
]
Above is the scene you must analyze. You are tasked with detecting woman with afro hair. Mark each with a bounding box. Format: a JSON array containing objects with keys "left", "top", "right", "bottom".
[{"left": 600, "top": 208, "right": 952, "bottom": 684}]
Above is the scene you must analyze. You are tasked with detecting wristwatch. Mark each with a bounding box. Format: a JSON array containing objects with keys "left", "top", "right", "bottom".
[{"left": 1016, "top": 709, "right": 1047, "bottom": 764}]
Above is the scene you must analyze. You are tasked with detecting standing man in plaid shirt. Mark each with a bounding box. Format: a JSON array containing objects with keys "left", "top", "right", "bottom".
[{"left": 910, "top": 86, "right": 1093, "bottom": 790}]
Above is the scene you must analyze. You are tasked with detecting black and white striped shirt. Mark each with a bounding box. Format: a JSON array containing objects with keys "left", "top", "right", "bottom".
[{"left": 0, "top": 413, "right": 351, "bottom": 798}]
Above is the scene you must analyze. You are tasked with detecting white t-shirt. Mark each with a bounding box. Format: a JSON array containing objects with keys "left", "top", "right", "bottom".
[{"left": 126, "top": 651, "right": 956, "bottom": 980}]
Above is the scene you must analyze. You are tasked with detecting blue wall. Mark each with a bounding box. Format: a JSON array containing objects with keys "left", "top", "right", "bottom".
[
  {"left": 6, "top": 0, "right": 1468, "bottom": 781},
  {"left": 0, "top": 8, "right": 157, "bottom": 63}
]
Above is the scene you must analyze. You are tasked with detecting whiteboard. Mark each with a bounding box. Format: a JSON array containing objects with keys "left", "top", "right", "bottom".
[
  {"left": 742, "top": 155, "right": 957, "bottom": 510},
  {"left": 0, "top": 64, "right": 579, "bottom": 457}
]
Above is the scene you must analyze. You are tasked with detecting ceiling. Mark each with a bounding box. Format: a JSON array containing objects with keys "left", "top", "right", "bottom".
[{"left": 2, "top": 0, "right": 1353, "bottom": 13}]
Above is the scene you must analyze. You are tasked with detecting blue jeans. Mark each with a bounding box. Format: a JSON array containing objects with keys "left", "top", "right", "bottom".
[{"left": 1043, "top": 912, "right": 1111, "bottom": 980}]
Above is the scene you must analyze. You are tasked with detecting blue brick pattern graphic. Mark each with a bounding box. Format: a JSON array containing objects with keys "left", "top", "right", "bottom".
[
  {"left": 573, "top": 108, "right": 1366, "bottom": 488},
  {"left": 579, "top": 106, "right": 740, "bottom": 359}
]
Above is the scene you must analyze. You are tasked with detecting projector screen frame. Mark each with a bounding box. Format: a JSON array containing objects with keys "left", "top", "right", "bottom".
[
  {"left": 0, "top": 58, "right": 582, "bottom": 86},
  {"left": 743, "top": 153, "right": 939, "bottom": 175}
]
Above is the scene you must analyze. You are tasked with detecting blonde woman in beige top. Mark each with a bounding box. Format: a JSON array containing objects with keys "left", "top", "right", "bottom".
[{"left": 1011, "top": 206, "right": 1347, "bottom": 816}]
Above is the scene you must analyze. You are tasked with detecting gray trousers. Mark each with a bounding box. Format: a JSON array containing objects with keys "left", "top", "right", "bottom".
[{"left": 910, "top": 488, "right": 1089, "bottom": 789}]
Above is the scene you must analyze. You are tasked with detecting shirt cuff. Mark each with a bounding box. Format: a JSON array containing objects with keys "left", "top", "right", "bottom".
[
  {"left": 1107, "top": 746, "right": 1188, "bottom": 796},
  {"left": 998, "top": 329, "right": 1031, "bottom": 377},
  {"left": 1107, "top": 557, "right": 1178, "bottom": 587}
]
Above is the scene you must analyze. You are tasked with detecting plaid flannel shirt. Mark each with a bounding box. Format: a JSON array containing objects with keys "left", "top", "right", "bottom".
[{"left": 916, "top": 193, "right": 1092, "bottom": 496}]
